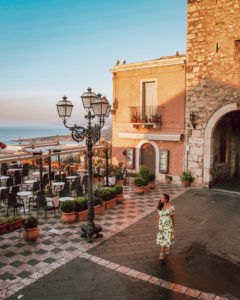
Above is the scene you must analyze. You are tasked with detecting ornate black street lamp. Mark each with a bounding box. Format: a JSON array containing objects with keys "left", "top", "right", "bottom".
[{"left": 56, "top": 88, "right": 111, "bottom": 242}]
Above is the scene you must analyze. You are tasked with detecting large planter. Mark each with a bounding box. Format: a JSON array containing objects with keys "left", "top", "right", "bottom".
[
  {"left": 94, "top": 204, "right": 105, "bottom": 214},
  {"left": 149, "top": 181, "right": 156, "bottom": 189},
  {"left": 134, "top": 186, "right": 144, "bottom": 194},
  {"left": 7, "top": 219, "right": 24, "bottom": 231},
  {"left": 0, "top": 224, "right": 8, "bottom": 235},
  {"left": 117, "top": 180, "right": 124, "bottom": 186},
  {"left": 144, "top": 185, "right": 150, "bottom": 192},
  {"left": 105, "top": 198, "right": 117, "bottom": 209},
  {"left": 93, "top": 177, "right": 99, "bottom": 183},
  {"left": 75, "top": 210, "right": 88, "bottom": 221},
  {"left": 183, "top": 180, "right": 191, "bottom": 187},
  {"left": 100, "top": 178, "right": 104, "bottom": 183},
  {"left": 23, "top": 226, "right": 39, "bottom": 242},
  {"left": 61, "top": 212, "right": 76, "bottom": 224},
  {"left": 116, "top": 193, "right": 124, "bottom": 203}
]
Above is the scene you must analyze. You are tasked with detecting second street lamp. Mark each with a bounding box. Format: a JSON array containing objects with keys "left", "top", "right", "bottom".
[{"left": 56, "top": 88, "right": 111, "bottom": 243}]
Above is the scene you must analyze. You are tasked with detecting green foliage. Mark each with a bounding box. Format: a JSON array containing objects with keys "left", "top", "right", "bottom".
[
  {"left": 134, "top": 177, "right": 145, "bottom": 187},
  {"left": 73, "top": 197, "right": 88, "bottom": 212},
  {"left": 101, "top": 189, "right": 111, "bottom": 201},
  {"left": 0, "top": 217, "right": 8, "bottom": 225},
  {"left": 104, "top": 188, "right": 117, "bottom": 199},
  {"left": 165, "top": 174, "right": 173, "bottom": 181},
  {"left": 139, "top": 165, "right": 150, "bottom": 182},
  {"left": 7, "top": 215, "right": 23, "bottom": 223},
  {"left": 116, "top": 168, "right": 124, "bottom": 180},
  {"left": 180, "top": 171, "right": 194, "bottom": 183},
  {"left": 60, "top": 200, "right": 75, "bottom": 213},
  {"left": 24, "top": 216, "right": 38, "bottom": 229},
  {"left": 114, "top": 185, "right": 123, "bottom": 195},
  {"left": 149, "top": 173, "right": 155, "bottom": 182}
]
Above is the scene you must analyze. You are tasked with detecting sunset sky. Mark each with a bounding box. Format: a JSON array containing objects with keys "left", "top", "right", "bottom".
[{"left": 0, "top": 0, "right": 187, "bottom": 125}]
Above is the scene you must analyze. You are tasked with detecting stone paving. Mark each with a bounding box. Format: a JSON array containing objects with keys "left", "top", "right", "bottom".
[
  {"left": 0, "top": 183, "right": 185, "bottom": 299},
  {"left": 0, "top": 184, "right": 239, "bottom": 299}
]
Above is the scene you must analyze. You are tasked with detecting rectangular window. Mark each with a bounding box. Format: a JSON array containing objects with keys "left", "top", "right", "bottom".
[{"left": 141, "top": 80, "right": 157, "bottom": 120}]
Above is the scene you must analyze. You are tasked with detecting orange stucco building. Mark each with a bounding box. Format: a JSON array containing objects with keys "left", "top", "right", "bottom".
[{"left": 111, "top": 55, "right": 186, "bottom": 183}]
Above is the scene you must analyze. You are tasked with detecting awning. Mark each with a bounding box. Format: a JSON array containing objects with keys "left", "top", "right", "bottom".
[{"left": 119, "top": 132, "right": 183, "bottom": 142}]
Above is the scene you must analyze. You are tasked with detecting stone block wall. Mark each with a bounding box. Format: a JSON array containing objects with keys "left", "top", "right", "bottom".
[{"left": 185, "top": 0, "right": 240, "bottom": 185}]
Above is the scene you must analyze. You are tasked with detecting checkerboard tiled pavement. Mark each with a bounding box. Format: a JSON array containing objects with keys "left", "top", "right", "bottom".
[{"left": 0, "top": 182, "right": 188, "bottom": 299}]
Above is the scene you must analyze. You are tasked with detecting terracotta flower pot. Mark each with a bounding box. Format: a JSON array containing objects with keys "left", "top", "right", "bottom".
[
  {"left": 134, "top": 186, "right": 144, "bottom": 194},
  {"left": 93, "top": 177, "right": 99, "bottom": 183},
  {"left": 149, "top": 181, "right": 156, "bottom": 189},
  {"left": 117, "top": 180, "right": 124, "bottom": 186},
  {"left": 116, "top": 193, "right": 124, "bottom": 203},
  {"left": 94, "top": 204, "right": 105, "bottom": 214},
  {"left": 61, "top": 212, "right": 76, "bottom": 224},
  {"left": 0, "top": 224, "right": 8, "bottom": 235},
  {"left": 131, "top": 117, "right": 137, "bottom": 123},
  {"left": 75, "top": 210, "right": 88, "bottom": 221},
  {"left": 23, "top": 226, "right": 39, "bottom": 242},
  {"left": 100, "top": 178, "right": 104, "bottom": 183},
  {"left": 152, "top": 118, "right": 158, "bottom": 123},
  {"left": 144, "top": 185, "right": 150, "bottom": 192},
  {"left": 184, "top": 180, "right": 191, "bottom": 187},
  {"left": 105, "top": 198, "right": 117, "bottom": 209}
]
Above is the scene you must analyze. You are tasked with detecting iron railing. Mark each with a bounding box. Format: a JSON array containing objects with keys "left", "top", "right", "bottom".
[{"left": 129, "top": 106, "right": 163, "bottom": 123}]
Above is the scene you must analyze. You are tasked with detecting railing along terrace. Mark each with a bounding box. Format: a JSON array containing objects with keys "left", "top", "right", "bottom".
[{"left": 129, "top": 106, "right": 163, "bottom": 123}]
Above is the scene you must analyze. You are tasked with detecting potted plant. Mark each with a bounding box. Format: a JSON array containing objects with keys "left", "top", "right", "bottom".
[
  {"left": 139, "top": 166, "right": 150, "bottom": 191},
  {"left": 93, "top": 172, "right": 99, "bottom": 183},
  {"left": 74, "top": 197, "right": 88, "bottom": 221},
  {"left": 165, "top": 174, "right": 172, "bottom": 184},
  {"left": 131, "top": 115, "right": 137, "bottom": 123},
  {"left": 0, "top": 218, "right": 8, "bottom": 235},
  {"left": 180, "top": 171, "right": 194, "bottom": 187},
  {"left": 140, "top": 116, "right": 148, "bottom": 123},
  {"left": 93, "top": 184, "right": 105, "bottom": 214},
  {"left": 148, "top": 173, "right": 156, "bottom": 189},
  {"left": 114, "top": 185, "right": 124, "bottom": 203},
  {"left": 134, "top": 177, "right": 145, "bottom": 194},
  {"left": 60, "top": 200, "right": 76, "bottom": 223},
  {"left": 151, "top": 113, "right": 159, "bottom": 123},
  {"left": 116, "top": 168, "right": 124, "bottom": 186},
  {"left": 103, "top": 188, "right": 117, "bottom": 209},
  {"left": 7, "top": 215, "right": 24, "bottom": 231},
  {"left": 23, "top": 216, "right": 39, "bottom": 242}
]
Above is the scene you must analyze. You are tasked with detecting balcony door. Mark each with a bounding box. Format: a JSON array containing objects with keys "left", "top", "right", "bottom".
[
  {"left": 142, "top": 81, "right": 157, "bottom": 120},
  {"left": 141, "top": 143, "right": 156, "bottom": 174}
]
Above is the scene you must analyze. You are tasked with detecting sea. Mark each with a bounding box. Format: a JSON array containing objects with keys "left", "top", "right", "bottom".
[{"left": 0, "top": 125, "right": 71, "bottom": 146}]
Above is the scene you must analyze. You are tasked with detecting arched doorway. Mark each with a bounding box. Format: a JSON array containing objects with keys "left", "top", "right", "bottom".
[
  {"left": 140, "top": 143, "right": 156, "bottom": 174},
  {"left": 206, "top": 108, "right": 240, "bottom": 190}
]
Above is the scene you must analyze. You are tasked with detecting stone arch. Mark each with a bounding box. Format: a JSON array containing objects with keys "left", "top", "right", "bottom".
[
  {"left": 136, "top": 140, "right": 160, "bottom": 179},
  {"left": 203, "top": 102, "right": 238, "bottom": 184}
]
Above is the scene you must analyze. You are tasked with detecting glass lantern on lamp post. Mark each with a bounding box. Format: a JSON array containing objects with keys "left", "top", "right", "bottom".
[{"left": 56, "top": 88, "right": 111, "bottom": 243}]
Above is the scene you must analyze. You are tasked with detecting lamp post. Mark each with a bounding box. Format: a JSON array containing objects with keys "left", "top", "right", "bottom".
[{"left": 56, "top": 88, "right": 111, "bottom": 243}]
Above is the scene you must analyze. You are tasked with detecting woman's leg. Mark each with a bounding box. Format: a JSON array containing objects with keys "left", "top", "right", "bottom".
[
  {"left": 166, "top": 247, "right": 170, "bottom": 255},
  {"left": 159, "top": 246, "right": 165, "bottom": 259}
]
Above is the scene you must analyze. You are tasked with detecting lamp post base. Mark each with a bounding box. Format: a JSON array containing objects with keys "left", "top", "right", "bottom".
[{"left": 81, "top": 223, "right": 103, "bottom": 243}]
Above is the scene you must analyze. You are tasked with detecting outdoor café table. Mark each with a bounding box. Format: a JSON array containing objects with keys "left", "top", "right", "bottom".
[
  {"left": 77, "top": 169, "right": 87, "bottom": 181},
  {"left": 0, "top": 176, "right": 9, "bottom": 186},
  {"left": 30, "top": 171, "right": 40, "bottom": 179},
  {"left": 24, "top": 179, "right": 37, "bottom": 190},
  {"left": 66, "top": 176, "right": 77, "bottom": 183},
  {"left": 59, "top": 197, "right": 74, "bottom": 202},
  {"left": 52, "top": 181, "right": 65, "bottom": 192},
  {"left": 7, "top": 168, "right": 22, "bottom": 174},
  {"left": 17, "top": 191, "right": 32, "bottom": 212}
]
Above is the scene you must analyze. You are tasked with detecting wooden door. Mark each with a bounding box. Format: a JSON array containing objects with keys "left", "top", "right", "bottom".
[{"left": 141, "top": 143, "right": 156, "bottom": 174}]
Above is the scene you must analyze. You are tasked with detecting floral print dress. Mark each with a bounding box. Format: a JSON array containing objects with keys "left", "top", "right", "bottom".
[{"left": 156, "top": 206, "right": 175, "bottom": 247}]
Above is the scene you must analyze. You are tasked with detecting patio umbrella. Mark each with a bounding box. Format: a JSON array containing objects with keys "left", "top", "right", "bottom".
[
  {"left": 48, "top": 151, "right": 52, "bottom": 185},
  {"left": 39, "top": 157, "right": 43, "bottom": 192}
]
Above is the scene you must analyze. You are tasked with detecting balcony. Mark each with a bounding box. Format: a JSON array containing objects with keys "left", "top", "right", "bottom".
[{"left": 129, "top": 106, "right": 163, "bottom": 129}]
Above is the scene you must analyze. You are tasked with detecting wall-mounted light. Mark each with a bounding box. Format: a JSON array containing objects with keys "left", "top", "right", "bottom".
[{"left": 190, "top": 112, "right": 197, "bottom": 129}]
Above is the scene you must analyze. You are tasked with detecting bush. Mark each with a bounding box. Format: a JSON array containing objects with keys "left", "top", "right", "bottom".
[
  {"left": 101, "top": 189, "right": 111, "bottom": 201},
  {"left": 134, "top": 177, "right": 145, "bottom": 187},
  {"left": 104, "top": 188, "right": 117, "bottom": 200},
  {"left": 149, "top": 173, "right": 156, "bottom": 182},
  {"left": 7, "top": 215, "right": 23, "bottom": 223},
  {"left": 60, "top": 200, "right": 75, "bottom": 213},
  {"left": 114, "top": 185, "right": 123, "bottom": 195},
  {"left": 180, "top": 171, "right": 194, "bottom": 183},
  {"left": 139, "top": 165, "right": 150, "bottom": 182},
  {"left": 24, "top": 216, "right": 38, "bottom": 229},
  {"left": 74, "top": 197, "right": 88, "bottom": 212}
]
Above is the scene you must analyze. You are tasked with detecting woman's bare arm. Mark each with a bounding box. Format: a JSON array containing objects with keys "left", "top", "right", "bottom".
[{"left": 156, "top": 214, "right": 160, "bottom": 229}]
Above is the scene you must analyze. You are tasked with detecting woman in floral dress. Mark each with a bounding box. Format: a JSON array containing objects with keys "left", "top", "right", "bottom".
[{"left": 156, "top": 194, "right": 175, "bottom": 259}]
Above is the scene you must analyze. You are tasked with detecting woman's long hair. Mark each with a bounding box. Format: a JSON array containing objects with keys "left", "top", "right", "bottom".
[{"left": 157, "top": 194, "right": 170, "bottom": 210}]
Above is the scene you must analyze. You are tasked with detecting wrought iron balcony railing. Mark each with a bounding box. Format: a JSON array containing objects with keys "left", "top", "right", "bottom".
[{"left": 129, "top": 106, "right": 163, "bottom": 124}]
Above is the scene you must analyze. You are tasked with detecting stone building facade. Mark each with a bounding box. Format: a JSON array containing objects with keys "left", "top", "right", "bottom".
[{"left": 185, "top": 0, "right": 240, "bottom": 185}]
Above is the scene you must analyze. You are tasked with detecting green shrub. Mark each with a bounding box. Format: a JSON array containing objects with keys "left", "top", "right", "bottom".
[
  {"left": 180, "top": 171, "right": 194, "bottom": 183},
  {"left": 139, "top": 165, "right": 150, "bottom": 182},
  {"left": 7, "top": 215, "right": 23, "bottom": 223},
  {"left": 134, "top": 177, "right": 144, "bottom": 187},
  {"left": 60, "top": 200, "right": 75, "bottom": 213},
  {"left": 149, "top": 173, "right": 156, "bottom": 182},
  {"left": 104, "top": 188, "right": 117, "bottom": 200},
  {"left": 74, "top": 197, "right": 88, "bottom": 212},
  {"left": 24, "top": 216, "right": 38, "bottom": 229},
  {"left": 114, "top": 185, "right": 123, "bottom": 195},
  {"left": 101, "top": 189, "right": 111, "bottom": 201}
]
